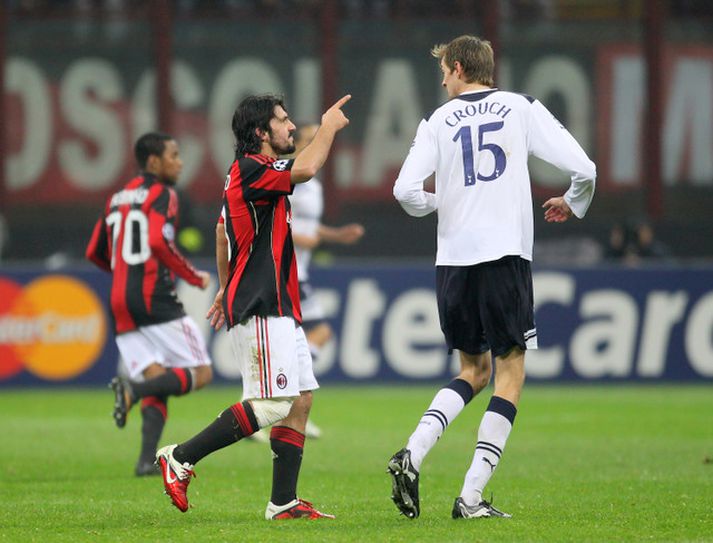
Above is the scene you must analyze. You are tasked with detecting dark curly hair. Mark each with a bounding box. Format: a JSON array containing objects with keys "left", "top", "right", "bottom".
[
  {"left": 134, "top": 132, "right": 173, "bottom": 169},
  {"left": 232, "top": 94, "right": 287, "bottom": 156}
]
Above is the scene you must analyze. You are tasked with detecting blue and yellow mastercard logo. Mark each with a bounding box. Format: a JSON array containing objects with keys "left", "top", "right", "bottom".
[{"left": 0, "top": 275, "right": 107, "bottom": 381}]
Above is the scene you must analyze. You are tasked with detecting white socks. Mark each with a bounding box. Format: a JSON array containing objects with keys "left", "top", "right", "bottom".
[
  {"left": 406, "top": 379, "right": 474, "bottom": 472},
  {"left": 460, "top": 396, "right": 517, "bottom": 505}
]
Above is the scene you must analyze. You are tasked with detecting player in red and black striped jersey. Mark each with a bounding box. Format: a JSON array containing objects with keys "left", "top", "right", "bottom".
[
  {"left": 155, "top": 94, "right": 351, "bottom": 519},
  {"left": 86, "top": 133, "right": 213, "bottom": 477},
  {"left": 218, "top": 152, "right": 301, "bottom": 326},
  {"left": 86, "top": 169, "right": 205, "bottom": 334}
]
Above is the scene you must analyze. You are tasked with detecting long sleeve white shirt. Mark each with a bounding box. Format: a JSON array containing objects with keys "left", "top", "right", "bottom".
[
  {"left": 289, "top": 178, "right": 323, "bottom": 281},
  {"left": 393, "top": 88, "right": 596, "bottom": 266}
]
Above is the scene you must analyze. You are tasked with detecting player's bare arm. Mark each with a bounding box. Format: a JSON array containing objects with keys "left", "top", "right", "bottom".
[
  {"left": 318, "top": 223, "right": 365, "bottom": 244},
  {"left": 206, "top": 222, "right": 228, "bottom": 330},
  {"left": 542, "top": 196, "right": 574, "bottom": 223},
  {"left": 291, "top": 95, "right": 351, "bottom": 183}
]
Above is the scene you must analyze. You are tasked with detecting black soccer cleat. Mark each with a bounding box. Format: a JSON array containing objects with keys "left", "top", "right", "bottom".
[
  {"left": 135, "top": 459, "right": 161, "bottom": 477},
  {"left": 451, "top": 497, "right": 512, "bottom": 519},
  {"left": 387, "top": 448, "right": 420, "bottom": 519},
  {"left": 109, "top": 377, "right": 129, "bottom": 429}
]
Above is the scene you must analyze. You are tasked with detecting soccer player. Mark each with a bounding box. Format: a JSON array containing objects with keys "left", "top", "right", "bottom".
[
  {"left": 155, "top": 93, "right": 350, "bottom": 519},
  {"left": 388, "top": 35, "right": 596, "bottom": 519},
  {"left": 246, "top": 123, "right": 364, "bottom": 443},
  {"left": 86, "top": 132, "right": 213, "bottom": 477}
]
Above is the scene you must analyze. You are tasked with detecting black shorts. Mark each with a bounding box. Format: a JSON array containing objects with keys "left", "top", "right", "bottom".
[{"left": 436, "top": 256, "right": 536, "bottom": 358}]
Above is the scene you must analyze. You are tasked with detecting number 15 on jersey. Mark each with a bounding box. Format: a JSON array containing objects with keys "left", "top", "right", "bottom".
[{"left": 452, "top": 121, "right": 507, "bottom": 186}]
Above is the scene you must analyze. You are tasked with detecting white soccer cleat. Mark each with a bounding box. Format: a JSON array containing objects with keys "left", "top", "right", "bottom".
[
  {"left": 451, "top": 497, "right": 511, "bottom": 519},
  {"left": 305, "top": 420, "right": 323, "bottom": 439}
]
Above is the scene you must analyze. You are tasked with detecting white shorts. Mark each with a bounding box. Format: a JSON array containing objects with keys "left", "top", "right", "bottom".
[
  {"left": 228, "top": 315, "right": 319, "bottom": 400},
  {"left": 116, "top": 316, "right": 212, "bottom": 379}
]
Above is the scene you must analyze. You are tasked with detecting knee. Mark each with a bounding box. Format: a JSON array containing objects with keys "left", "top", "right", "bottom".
[
  {"left": 287, "top": 391, "right": 313, "bottom": 421},
  {"left": 142, "top": 363, "right": 166, "bottom": 380},
  {"left": 250, "top": 398, "right": 294, "bottom": 428},
  {"left": 495, "top": 365, "right": 525, "bottom": 392},
  {"left": 493, "top": 350, "right": 526, "bottom": 399}
]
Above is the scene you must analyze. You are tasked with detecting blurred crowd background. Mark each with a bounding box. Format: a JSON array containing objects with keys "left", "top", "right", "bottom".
[{"left": 1, "top": 0, "right": 712, "bottom": 268}]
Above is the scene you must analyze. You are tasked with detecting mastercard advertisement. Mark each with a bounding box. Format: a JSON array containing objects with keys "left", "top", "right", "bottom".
[{"left": 0, "top": 272, "right": 116, "bottom": 385}]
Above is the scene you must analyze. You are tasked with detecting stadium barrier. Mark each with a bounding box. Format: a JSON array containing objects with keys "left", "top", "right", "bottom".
[{"left": 1, "top": 264, "right": 712, "bottom": 386}]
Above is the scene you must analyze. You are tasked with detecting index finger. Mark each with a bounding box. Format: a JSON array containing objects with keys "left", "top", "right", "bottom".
[{"left": 332, "top": 94, "right": 352, "bottom": 109}]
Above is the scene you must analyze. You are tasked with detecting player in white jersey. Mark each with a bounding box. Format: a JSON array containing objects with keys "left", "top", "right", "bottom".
[
  {"left": 387, "top": 35, "right": 596, "bottom": 520},
  {"left": 290, "top": 124, "right": 365, "bottom": 363}
]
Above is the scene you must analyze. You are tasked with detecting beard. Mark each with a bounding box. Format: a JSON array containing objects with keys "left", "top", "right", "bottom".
[{"left": 269, "top": 135, "right": 296, "bottom": 156}]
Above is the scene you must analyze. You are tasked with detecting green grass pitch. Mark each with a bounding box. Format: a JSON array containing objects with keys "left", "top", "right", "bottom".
[{"left": 1, "top": 385, "right": 712, "bottom": 542}]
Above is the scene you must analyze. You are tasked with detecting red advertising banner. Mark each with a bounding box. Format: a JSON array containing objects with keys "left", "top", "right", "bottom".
[{"left": 5, "top": 38, "right": 713, "bottom": 206}]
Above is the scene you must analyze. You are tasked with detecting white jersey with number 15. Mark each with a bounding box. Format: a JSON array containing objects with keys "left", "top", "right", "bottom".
[{"left": 393, "top": 88, "right": 596, "bottom": 266}]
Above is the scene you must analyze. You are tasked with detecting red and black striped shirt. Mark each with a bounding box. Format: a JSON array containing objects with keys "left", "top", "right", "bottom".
[
  {"left": 86, "top": 174, "right": 203, "bottom": 334},
  {"left": 220, "top": 153, "right": 301, "bottom": 329}
]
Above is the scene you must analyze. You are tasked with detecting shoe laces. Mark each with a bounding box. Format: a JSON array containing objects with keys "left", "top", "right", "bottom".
[
  {"left": 480, "top": 492, "right": 508, "bottom": 515},
  {"left": 169, "top": 457, "right": 195, "bottom": 481},
  {"left": 296, "top": 498, "right": 334, "bottom": 519}
]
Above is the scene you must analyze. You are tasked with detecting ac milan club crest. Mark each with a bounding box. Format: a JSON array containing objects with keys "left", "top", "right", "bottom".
[{"left": 276, "top": 373, "right": 288, "bottom": 389}]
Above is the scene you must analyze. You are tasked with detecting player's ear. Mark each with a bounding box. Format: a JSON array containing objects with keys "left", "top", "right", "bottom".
[
  {"left": 146, "top": 154, "right": 161, "bottom": 172},
  {"left": 255, "top": 127, "right": 268, "bottom": 142}
]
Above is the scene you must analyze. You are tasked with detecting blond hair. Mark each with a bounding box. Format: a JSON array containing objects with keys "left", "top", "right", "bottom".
[{"left": 431, "top": 35, "right": 495, "bottom": 87}]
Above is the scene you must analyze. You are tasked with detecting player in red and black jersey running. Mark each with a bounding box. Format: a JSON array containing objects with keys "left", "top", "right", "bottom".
[
  {"left": 86, "top": 133, "right": 213, "bottom": 476},
  {"left": 155, "top": 94, "right": 350, "bottom": 519}
]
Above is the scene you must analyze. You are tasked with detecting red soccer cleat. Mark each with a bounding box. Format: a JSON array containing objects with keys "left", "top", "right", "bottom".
[
  {"left": 265, "top": 498, "right": 336, "bottom": 520},
  {"left": 156, "top": 444, "right": 195, "bottom": 512}
]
